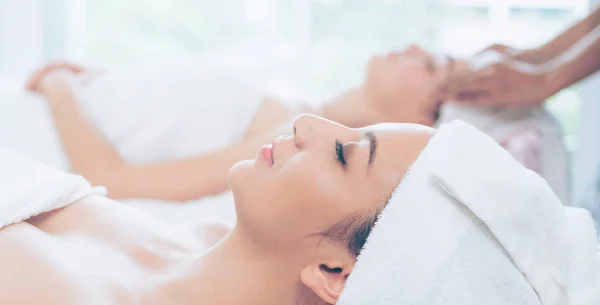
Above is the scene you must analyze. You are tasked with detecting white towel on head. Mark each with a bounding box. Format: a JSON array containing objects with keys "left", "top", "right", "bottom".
[
  {"left": 338, "top": 120, "right": 600, "bottom": 305},
  {"left": 0, "top": 149, "right": 105, "bottom": 229},
  {"left": 438, "top": 103, "right": 570, "bottom": 204}
]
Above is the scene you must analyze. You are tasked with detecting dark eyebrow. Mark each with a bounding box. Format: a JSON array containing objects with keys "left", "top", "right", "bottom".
[{"left": 364, "top": 131, "right": 377, "bottom": 167}]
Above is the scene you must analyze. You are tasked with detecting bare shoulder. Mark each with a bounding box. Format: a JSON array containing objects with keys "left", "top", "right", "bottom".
[
  {"left": 29, "top": 195, "right": 171, "bottom": 234},
  {"left": 28, "top": 195, "right": 198, "bottom": 258}
]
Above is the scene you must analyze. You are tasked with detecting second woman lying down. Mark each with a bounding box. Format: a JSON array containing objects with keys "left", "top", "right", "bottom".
[{"left": 25, "top": 46, "right": 567, "bottom": 202}]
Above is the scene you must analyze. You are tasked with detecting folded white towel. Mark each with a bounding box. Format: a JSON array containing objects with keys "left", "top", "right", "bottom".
[
  {"left": 338, "top": 120, "right": 600, "bottom": 305},
  {"left": 0, "top": 149, "right": 105, "bottom": 229}
]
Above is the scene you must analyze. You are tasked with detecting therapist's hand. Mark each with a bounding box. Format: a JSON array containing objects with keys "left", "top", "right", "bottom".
[
  {"left": 477, "top": 43, "right": 522, "bottom": 57},
  {"left": 440, "top": 60, "right": 556, "bottom": 107}
]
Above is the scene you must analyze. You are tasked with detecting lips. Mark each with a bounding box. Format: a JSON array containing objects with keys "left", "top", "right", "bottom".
[{"left": 260, "top": 144, "right": 274, "bottom": 166}]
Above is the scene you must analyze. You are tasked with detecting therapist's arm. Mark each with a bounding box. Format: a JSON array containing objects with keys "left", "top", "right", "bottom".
[
  {"left": 513, "top": 6, "right": 600, "bottom": 65},
  {"left": 35, "top": 72, "right": 279, "bottom": 201},
  {"left": 444, "top": 23, "right": 600, "bottom": 107},
  {"left": 544, "top": 24, "right": 600, "bottom": 93}
]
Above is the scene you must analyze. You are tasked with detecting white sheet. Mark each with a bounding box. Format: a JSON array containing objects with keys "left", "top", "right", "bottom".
[
  {"left": 0, "top": 149, "right": 105, "bottom": 229},
  {"left": 0, "top": 60, "right": 260, "bottom": 224}
]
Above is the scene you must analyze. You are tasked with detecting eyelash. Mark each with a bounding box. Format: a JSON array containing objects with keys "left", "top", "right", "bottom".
[
  {"left": 335, "top": 139, "right": 347, "bottom": 167},
  {"left": 425, "top": 58, "right": 435, "bottom": 72}
]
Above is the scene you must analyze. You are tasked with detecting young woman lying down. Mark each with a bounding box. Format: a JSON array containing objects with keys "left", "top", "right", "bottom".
[
  {"left": 1, "top": 115, "right": 596, "bottom": 305},
  {"left": 1, "top": 115, "right": 430, "bottom": 304},
  {"left": 27, "top": 45, "right": 568, "bottom": 203}
]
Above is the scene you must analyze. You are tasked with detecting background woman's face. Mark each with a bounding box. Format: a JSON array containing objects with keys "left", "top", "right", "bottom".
[
  {"left": 365, "top": 45, "right": 451, "bottom": 124},
  {"left": 229, "top": 114, "right": 433, "bottom": 255}
]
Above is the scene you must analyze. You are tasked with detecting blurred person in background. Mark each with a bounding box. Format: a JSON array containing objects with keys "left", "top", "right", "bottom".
[
  {"left": 26, "top": 37, "right": 572, "bottom": 204},
  {"left": 441, "top": 5, "right": 600, "bottom": 228},
  {"left": 25, "top": 49, "right": 449, "bottom": 202},
  {"left": 27, "top": 25, "right": 576, "bottom": 205}
]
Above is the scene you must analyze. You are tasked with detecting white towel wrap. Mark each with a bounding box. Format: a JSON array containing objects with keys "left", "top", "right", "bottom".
[{"left": 339, "top": 120, "right": 600, "bottom": 305}]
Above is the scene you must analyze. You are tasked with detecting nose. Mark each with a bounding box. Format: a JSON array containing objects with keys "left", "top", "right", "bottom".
[
  {"left": 292, "top": 114, "right": 351, "bottom": 149},
  {"left": 292, "top": 114, "right": 320, "bottom": 148},
  {"left": 405, "top": 44, "right": 424, "bottom": 56},
  {"left": 387, "top": 51, "right": 402, "bottom": 59}
]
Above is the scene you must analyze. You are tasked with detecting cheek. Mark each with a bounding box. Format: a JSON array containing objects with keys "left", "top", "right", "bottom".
[
  {"left": 234, "top": 152, "right": 359, "bottom": 247},
  {"left": 370, "top": 64, "right": 407, "bottom": 93},
  {"left": 390, "top": 63, "right": 425, "bottom": 84},
  {"left": 266, "top": 156, "right": 345, "bottom": 234},
  {"left": 385, "top": 68, "right": 434, "bottom": 100},
  {"left": 277, "top": 155, "right": 340, "bottom": 211}
]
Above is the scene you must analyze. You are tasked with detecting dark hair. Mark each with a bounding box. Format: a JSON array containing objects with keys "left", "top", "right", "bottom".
[
  {"left": 346, "top": 213, "right": 381, "bottom": 257},
  {"left": 324, "top": 207, "right": 384, "bottom": 257}
]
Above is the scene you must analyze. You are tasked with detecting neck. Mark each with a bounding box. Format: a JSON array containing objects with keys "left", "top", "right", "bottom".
[
  {"left": 319, "top": 86, "right": 436, "bottom": 128},
  {"left": 154, "top": 227, "right": 311, "bottom": 305}
]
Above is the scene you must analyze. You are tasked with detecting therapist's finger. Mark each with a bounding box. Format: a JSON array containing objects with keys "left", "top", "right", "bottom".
[
  {"left": 443, "top": 67, "right": 496, "bottom": 94},
  {"left": 442, "top": 70, "right": 475, "bottom": 87},
  {"left": 454, "top": 76, "right": 500, "bottom": 94},
  {"left": 456, "top": 91, "right": 512, "bottom": 107},
  {"left": 463, "top": 66, "right": 496, "bottom": 83},
  {"left": 440, "top": 68, "right": 476, "bottom": 89},
  {"left": 478, "top": 91, "right": 546, "bottom": 107},
  {"left": 467, "top": 96, "right": 509, "bottom": 106},
  {"left": 454, "top": 90, "right": 488, "bottom": 102},
  {"left": 454, "top": 87, "right": 519, "bottom": 106},
  {"left": 440, "top": 76, "right": 471, "bottom": 95}
]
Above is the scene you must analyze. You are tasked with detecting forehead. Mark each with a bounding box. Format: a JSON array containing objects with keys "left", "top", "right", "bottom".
[{"left": 358, "top": 123, "right": 434, "bottom": 197}]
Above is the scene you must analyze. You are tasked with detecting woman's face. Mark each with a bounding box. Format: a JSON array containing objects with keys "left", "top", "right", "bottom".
[
  {"left": 229, "top": 114, "right": 433, "bottom": 255},
  {"left": 365, "top": 44, "right": 451, "bottom": 125}
]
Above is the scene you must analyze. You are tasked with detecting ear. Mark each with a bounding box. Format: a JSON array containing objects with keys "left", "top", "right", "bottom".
[{"left": 300, "top": 261, "right": 353, "bottom": 304}]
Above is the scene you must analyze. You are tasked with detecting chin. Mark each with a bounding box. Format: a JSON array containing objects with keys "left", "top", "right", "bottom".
[
  {"left": 228, "top": 159, "right": 254, "bottom": 192},
  {"left": 228, "top": 160, "right": 251, "bottom": 182}
]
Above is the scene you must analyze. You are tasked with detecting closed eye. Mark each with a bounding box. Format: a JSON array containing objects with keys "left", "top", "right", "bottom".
[
  {"left": 335, "top": 139, "right": 347, "bottom": 168},
  {"left": 425, "top": 56, "right": 435, "bottom": 74}
]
